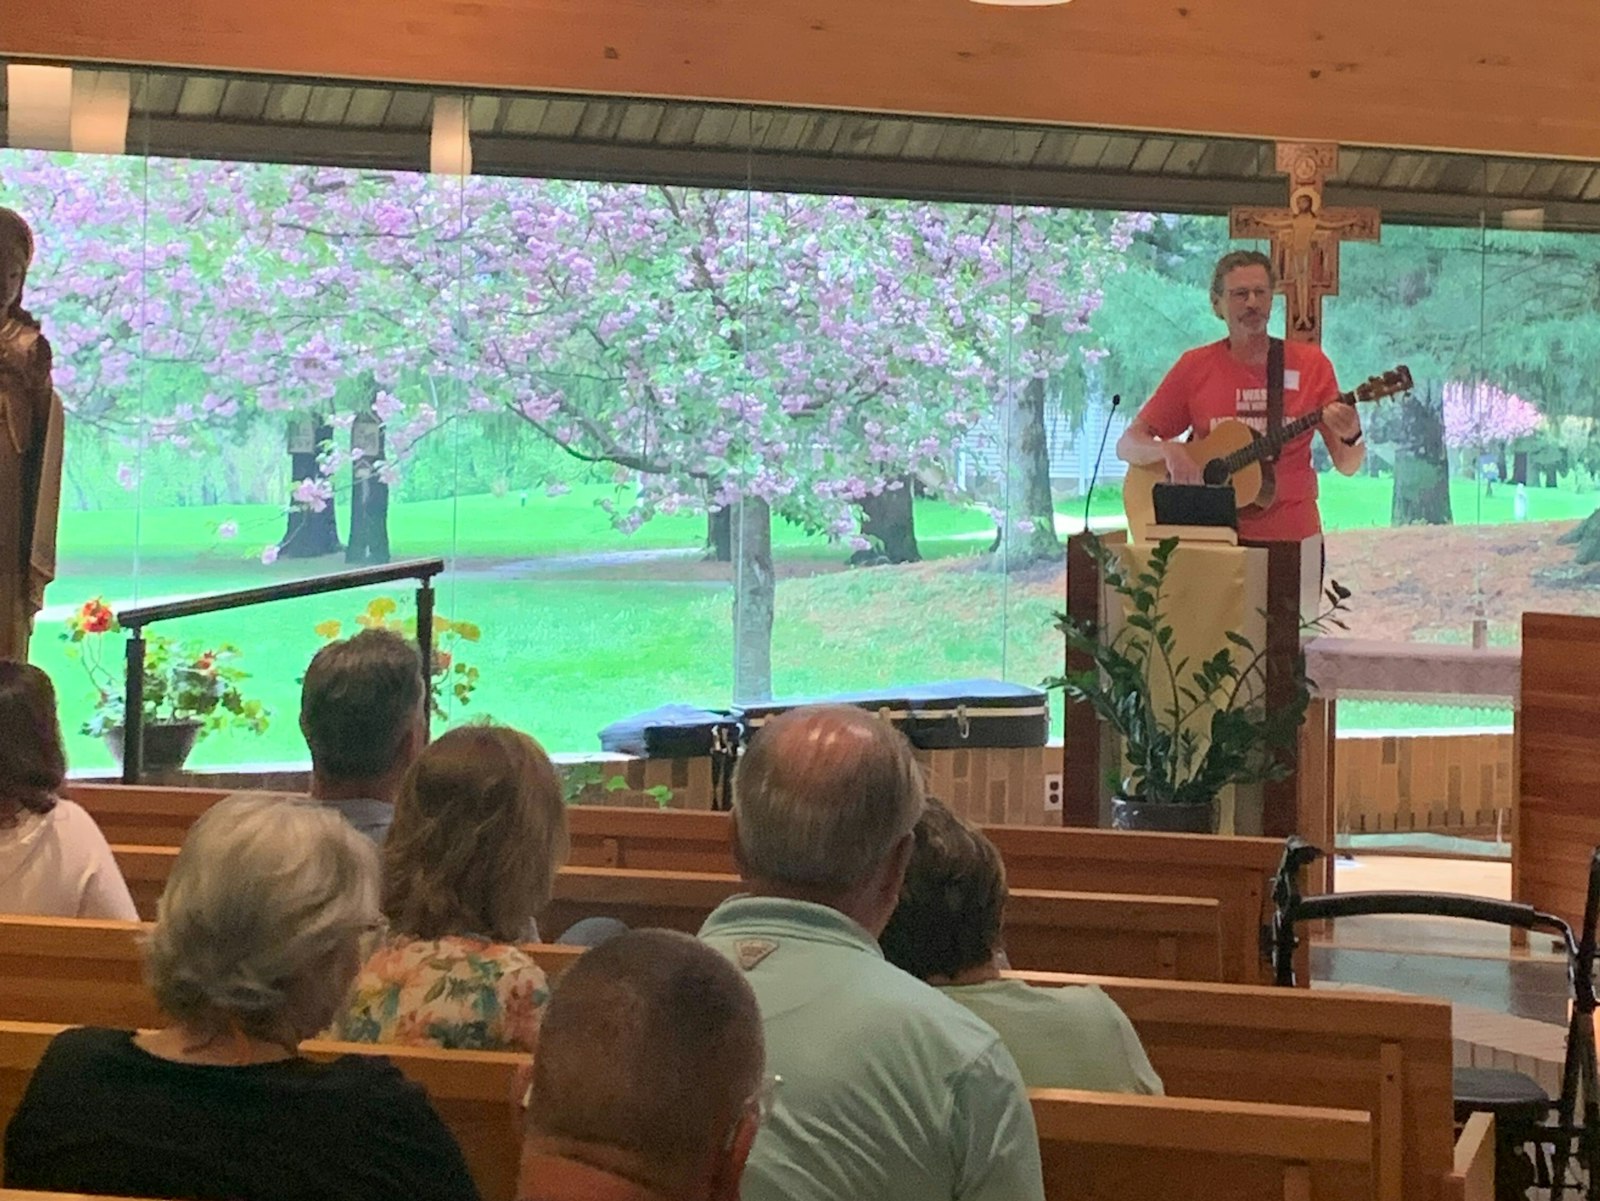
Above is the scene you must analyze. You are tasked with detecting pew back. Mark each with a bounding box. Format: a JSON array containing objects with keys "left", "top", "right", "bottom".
[
  {"left": 1031, "top": 1088, "right": 1374, "bottom": 1201},
  {"left": 571, "top": 809, "right": 1284, "bottom": 983},
  {"left": 69, "top": 787, "right": 1286, "bottom": 983},
  {"left": 0, "top": 916, "right": 584, "bottom": 1030},
  {"left": 0, "top": 1020, "right": 526, "bottom": 1201},
  {"left": 1010, "top": 970, "right": 1455, "bottom": 1201},
  {"left": 108, "top": 850, "right": 1225, "bottom": 981},
  {"left": 1442, "top": 1112, "right": 1495, "bottom": 1201},
  {"left": 0, "top": 959, "right": 1460, "bottom": 1201},
  {"left": 62, "top": 784, "right": 254, "bottom": 846}
]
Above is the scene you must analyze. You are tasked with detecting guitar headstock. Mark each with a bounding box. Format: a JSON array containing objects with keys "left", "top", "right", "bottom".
[{"left": 1352, "top": 365, "right": 1414, "bottom": 403}]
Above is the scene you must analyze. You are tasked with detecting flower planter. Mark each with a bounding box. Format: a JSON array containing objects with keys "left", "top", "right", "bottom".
[
  {"left": 104, "top": 720, "right": 203, "bottom": 774},
  {"left": 1111, "top": 795, "right": 1218, "bottom": 835}
]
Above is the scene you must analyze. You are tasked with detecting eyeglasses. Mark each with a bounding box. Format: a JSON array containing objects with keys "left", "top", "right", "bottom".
[
  {"left": 725, "top": 1074, "right": 783, "bottom": 1149},
  {"left": 1225, "top": 287, "right": 1273, "bottom": 303}
]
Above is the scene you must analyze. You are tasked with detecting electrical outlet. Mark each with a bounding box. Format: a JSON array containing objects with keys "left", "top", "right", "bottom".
[{"left": 1044, "top": 773, "right": 1063, "bottom": 812}]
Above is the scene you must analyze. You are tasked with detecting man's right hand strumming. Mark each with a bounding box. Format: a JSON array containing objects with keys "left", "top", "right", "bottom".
[{"left": 1161, "top": 442, "right": 1204, "bottom": 485}]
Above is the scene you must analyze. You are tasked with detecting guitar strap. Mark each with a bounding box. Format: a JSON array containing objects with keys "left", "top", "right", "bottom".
[{"left": 1264, "top": 336, "right": 1285, "bottom": 463}]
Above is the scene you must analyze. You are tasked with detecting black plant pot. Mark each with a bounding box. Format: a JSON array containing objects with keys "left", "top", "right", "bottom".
[
  {"left": 104, "top": 720, "right": 203, "bottom": 773},
  {"left": 1111, "top": 795, "right": 1218, "bottom": 834}
]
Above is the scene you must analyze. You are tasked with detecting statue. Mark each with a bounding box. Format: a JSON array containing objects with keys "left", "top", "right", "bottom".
[{"left": 0, "top": 208, "right": 64, "bottom": 661}]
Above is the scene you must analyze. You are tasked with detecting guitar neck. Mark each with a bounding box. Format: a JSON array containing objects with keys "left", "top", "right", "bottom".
[{"left": 1214, "top": 391, "right": 1353, "bottom": 476}]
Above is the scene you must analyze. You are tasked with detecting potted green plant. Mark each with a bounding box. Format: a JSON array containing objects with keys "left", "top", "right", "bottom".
[
  {"left": 62, "top": 598, "right": 271, "bottom": 771},
  {"left": 1046, "top": 536, "right": 1348, "bottom": 834}
]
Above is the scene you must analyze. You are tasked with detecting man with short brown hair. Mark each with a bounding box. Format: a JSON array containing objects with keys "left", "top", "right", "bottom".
[
  {"left": 520, "top": 929, "right": 767, "bottom": 1201},
  {"left": 299, "top": 628, "right": 426, "bottom": 842},
  {"left": 1116, "top": 248, "right": 1364, "bottom": 543}
]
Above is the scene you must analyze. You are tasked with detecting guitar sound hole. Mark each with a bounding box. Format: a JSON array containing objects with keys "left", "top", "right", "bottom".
[{"left": 1201, "top": 459, "right": 1229, "bottom": 486}]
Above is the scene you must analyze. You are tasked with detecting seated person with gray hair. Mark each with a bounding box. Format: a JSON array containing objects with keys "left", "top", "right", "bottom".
[
  {"left": 300, "top": 627, "right": 428, "bottom": 844},
  {"left": 880, "top": 797, "right": 1163, "bottom": 1095},
  {"left": 699, "top": 705, "right": 1044, "bottom": 1201},
  {"left": 2, "top": 793, "right": 480, "bottom": 1201},
  {"left": 520, "top": 929, "right": 769, "bottom": 1201}
]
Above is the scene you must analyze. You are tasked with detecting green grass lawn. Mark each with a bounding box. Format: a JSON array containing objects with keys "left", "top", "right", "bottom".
[{"left": 43, "top": 474, "right": 1550, "bottom": 769}]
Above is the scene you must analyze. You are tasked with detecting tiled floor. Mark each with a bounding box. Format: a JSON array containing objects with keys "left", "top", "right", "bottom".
[{"left": 1314, "top": 853, "right": 1578, "bottom": 1094}]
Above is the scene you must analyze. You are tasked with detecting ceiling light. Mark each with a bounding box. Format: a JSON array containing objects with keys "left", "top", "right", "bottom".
[
  {"left": 430, "top": 96, "right": 473, "bottom": 176},
  {"left": 6, "top": 64, "right": 73, "bottom": 151},
  {"left": 71, "top": 71, "right": 131, "bottom": 156}
]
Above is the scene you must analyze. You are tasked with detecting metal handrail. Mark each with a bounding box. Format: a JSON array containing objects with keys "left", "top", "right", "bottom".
[{"left": 115, "top": 557, "right": 446, "bottom": 783}]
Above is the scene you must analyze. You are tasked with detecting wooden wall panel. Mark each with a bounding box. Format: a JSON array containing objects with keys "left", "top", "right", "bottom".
[
  {"left": 1516, "top": 612, "right": 1600, "bottom": 929},
  {"left": 1337, "top": 731, "right": 1514, "bottom": 836},
  {"left": 3, "top": 0, "right": 1600, "bottom": 161}
]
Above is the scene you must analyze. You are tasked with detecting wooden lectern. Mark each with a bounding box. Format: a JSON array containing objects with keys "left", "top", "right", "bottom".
[{"left": 1064, "top": 527, "right": 1319, "bottom": 839}]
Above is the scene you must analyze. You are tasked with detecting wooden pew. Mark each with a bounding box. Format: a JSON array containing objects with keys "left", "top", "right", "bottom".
[
  {"left": 62, "top": 784, "right": 257, "bottom": 847},
  {"left": 0, "top": 916, "right": 584, "bottom": 1030},
  {"left": 1442, "top": 1112, "right": 1495, "bottom": 1201},
  {"left": 1010, "top": 970, "right": 1455, "bottom": 1201},
  {"left": 565, "top": 810, "right": 1286, "bottom": 984},
  {"left": 1, "top": 1192, "right": 168, "bottom": 1199},
  {"left": 0, "top": 1019, "right": 527, "bottom": 1201},
  {"left": 1032, "top": 1088, "right": 1374, "bottom": 1201},
  {"left": 72, "top": 788, "right": 1289, "bottom": 983},
  {"left": 0, "top": 974, "right": 1472, "bottom": 1201},
  {"left": 0, "top": 1017, "right": 1381, "bottom": 1201},
  {"left": 108, "top": 849, "right": 1225, "bottom": 981}
]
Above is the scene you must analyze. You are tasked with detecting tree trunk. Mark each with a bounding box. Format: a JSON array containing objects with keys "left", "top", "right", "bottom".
[
  {"left": 855, "top": 479, "right": 921, "bottom": 565},
  {"left": 1564, "top": 507, "right": 1600, "bottom": 562},
  {"left": 731, "top": 498, "right": 774, "bottom": 704},
  {"left": 280, "top": 417, "right": 342, "bottom": 558},
  {"left": 347, "top": 408, "right": 390, "bottom": 565},
  {"left": 992, "top": 375, "right": 1063, "bottom": 571},
  {"left": 1511, "top": 451, "right": 1530, "bottom": 486},
  {"left": 705, "top": 507, "right": 732, "bottom": 563},
  {"left": 1390, "top": 388, "right": 1453, "bottom": 527}
]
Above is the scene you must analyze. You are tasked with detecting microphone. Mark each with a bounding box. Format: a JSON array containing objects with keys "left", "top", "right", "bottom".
[{"left": 1082, "top": 393, "right": 1122, "bottom": 533}]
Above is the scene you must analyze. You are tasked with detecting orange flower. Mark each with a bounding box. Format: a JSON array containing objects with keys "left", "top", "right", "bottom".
[
  {"left": 434, "top": 650, "right": 453, "bottom": 673},
  {"left": 79, "top": 599, "right": 113, "bottom": 634},
  {"left": 193, "top": 652, "right": 216, "bottom": 671}
]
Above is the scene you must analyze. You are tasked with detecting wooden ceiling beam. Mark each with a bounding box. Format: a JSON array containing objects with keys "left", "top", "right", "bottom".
[{"left": 3, "top": 0, "right": 1600, "bottom": 161}]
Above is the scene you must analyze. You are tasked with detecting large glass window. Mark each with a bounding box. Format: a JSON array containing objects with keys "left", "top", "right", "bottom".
[{"left": 6, "top": 67, "right": 1593, "bottom": 768}]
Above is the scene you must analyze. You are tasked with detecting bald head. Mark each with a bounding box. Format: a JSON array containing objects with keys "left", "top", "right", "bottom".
[
  {"left": 524, "top": 930, "right": 764, "bottom": 1197},
  {"left": 733, "top": 705, "right": 925, "bottom": 893}
]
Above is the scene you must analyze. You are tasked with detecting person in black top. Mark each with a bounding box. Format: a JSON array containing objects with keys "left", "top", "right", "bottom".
[{"left": 2, "top": 792, "right": 480, "bottom": 1201}]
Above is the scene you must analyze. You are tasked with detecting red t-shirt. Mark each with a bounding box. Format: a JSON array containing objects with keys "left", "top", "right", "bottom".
[{"left": 1135, "top": 339, "right": 1340, "bottom": 542}]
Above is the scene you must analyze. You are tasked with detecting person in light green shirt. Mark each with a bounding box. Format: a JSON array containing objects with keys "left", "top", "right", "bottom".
[
  {"left": 880, "top": 797, "right": 1164, "bottom": 1096},
  {"left": 699, "top": 705, "right": 1044, "bottom": 1201}
]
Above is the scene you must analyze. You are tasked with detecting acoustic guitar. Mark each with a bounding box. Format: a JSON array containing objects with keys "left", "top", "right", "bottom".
[{"left": 1122, "top": 365, "right": 1413, "bottom": 537}]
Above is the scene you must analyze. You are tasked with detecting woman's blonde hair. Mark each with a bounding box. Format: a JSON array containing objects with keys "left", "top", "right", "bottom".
[{"left": 383, "top": 724, "right": 569, "bottom": 942}]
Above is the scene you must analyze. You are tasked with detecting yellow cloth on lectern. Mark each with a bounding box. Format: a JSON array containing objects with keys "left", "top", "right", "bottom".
[{"left": 1102, "top": 538, "right": 1266, "bottom": 835}]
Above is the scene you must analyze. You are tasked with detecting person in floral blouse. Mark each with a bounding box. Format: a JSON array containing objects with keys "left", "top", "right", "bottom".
[{"left": 333, "top": 724, "right": 570, "bottom": 1053}]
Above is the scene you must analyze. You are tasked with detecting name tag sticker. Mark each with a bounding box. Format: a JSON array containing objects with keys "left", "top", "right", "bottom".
[{"left": 1284, "top": 369, "right": 1301, "bottom": 390}]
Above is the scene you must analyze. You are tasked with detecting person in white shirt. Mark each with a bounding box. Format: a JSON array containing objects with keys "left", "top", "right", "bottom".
[{"left": 0, "top": 660, "right": 136, "bottom": 920}]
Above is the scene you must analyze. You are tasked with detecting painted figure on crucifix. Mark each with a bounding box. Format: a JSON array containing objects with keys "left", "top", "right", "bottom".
[
  {"left": 0, "top": 207, "right": 64, "bottom": 661},
  {"left": 1233, "top": 186, "right": 1379, "bottom": 339},
  {"left": 1228, "top": 141, "right": 1380, "bottom": 344}
]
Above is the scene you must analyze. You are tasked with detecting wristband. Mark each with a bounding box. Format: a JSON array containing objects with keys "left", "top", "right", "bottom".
[{"left": 1341, "top": 430, "right": 1364, "bottom": 447}]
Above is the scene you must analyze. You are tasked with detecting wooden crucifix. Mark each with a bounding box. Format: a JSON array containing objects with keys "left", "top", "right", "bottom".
[{"left": 1230, "top": 142, "right": 1380, "bottom": 344}]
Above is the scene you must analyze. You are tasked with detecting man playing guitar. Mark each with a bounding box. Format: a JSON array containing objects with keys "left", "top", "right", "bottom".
[{"left": 1115, "top": 249, "right": 1365, "bottom": 543}]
